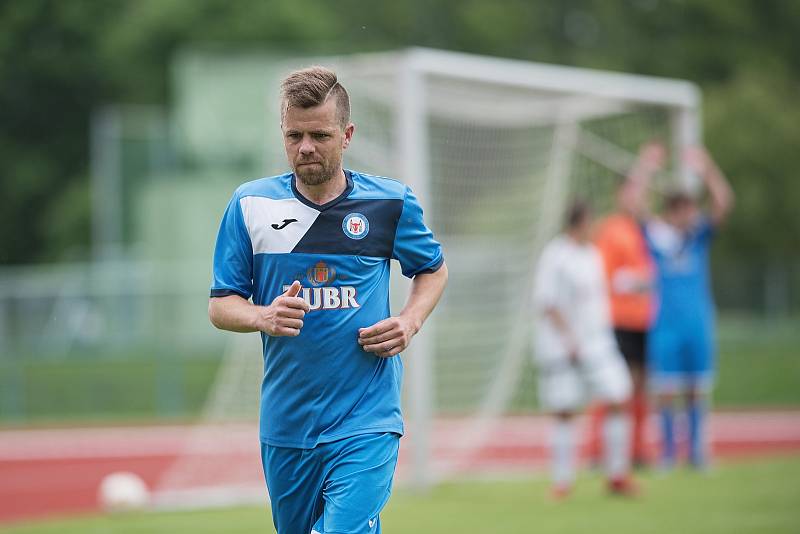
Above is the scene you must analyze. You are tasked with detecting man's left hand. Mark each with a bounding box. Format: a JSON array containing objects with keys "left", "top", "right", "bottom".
[{"left": 358, "top": 316, "right": 419, "bottom": 358}]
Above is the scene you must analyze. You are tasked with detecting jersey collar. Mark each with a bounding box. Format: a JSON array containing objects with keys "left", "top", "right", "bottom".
[{"left": 291, "top": 170, "right": 354, "bottom": 212}]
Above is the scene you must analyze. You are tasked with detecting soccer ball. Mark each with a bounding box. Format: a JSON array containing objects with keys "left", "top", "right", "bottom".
[{"left": 98, "top": 471, "right": 150, "bottom": 511}]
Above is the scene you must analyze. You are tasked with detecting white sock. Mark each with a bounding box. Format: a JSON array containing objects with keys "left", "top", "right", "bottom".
[
  {"left": 551, "top": 419, "right": 576, "bottom": 488},
  {"left": 603, "top": 412, "right": 630, "bottom": 480}
]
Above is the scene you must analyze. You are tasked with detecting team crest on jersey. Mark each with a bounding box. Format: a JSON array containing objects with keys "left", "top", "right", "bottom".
[
  {"left": 307, "top": 261, "right": 337, "bottom": 286},
  {"left": 342, "top": 213, "right": 369, "bottom": 240}
]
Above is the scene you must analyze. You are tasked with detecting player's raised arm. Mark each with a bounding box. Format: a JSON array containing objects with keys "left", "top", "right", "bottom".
[
  {"left": 359, "top": 262, "right": 448, "bottom": 358},
  {"left": 685, "top": 146, "right": 735, "bottom": 225},
  {"left": 624, "top": 141, "right": 667, "bottom": 220},
  {"left": 209, "top": 281, "right": 310, "bottom": 337}
]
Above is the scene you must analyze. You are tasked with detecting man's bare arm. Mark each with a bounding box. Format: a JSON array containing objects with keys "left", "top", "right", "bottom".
[
  {"left": 625, "top": 141, "right": 667, "bottom": 219},
  {"left": 358, "top": 262, "right": 448, "bottom": 358},
  {"left": 543, "top": 306, "right": 579, "bottom": 363},
  {"left": 208, "top": 281, "right": 310, "bottom": 337},
  {"left": 685, "top": 146, "right": 735, "bottom": 225}
]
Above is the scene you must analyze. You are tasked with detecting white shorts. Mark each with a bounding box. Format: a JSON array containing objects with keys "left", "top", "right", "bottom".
[{"left": 537, "top": 352, "right": 632, "bottom": 413}]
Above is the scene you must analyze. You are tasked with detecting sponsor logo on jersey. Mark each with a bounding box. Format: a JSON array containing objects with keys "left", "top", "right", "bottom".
[
  {"left": 342, "top": 212, "right": 369, "bottom": 240},
  {"left": 307, "top": 261, "right": 336, "bottom": 286},
  {"left": 282, "top": 261, "right": 360, "bottom": 310},
  {"left": 369, "top": 517, "right": 376, "bottom": 529}
]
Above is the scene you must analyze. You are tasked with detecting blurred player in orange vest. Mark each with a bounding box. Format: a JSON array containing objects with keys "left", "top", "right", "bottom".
[{"left": 586, "top": 142, "right": 664, "bottom": 468}]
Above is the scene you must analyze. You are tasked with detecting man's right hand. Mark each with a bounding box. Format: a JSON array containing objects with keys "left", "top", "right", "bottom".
[
  {"left": 256, "top": 281, "right": 310, "bottom": 337},
  {"left": 566, "top": 339, "right": 580, "bottom": 366}
]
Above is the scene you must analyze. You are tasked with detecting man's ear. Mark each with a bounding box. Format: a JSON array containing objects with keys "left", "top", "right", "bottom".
[{"left": 342, "top": 123, "right": 355, "bottom": 149}]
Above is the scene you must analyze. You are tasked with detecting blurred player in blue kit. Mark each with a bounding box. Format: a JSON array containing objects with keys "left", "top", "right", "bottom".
[
  {"left": 642, "top": 145, "right": 734, "bottom": 469},
  {"left": 208, "top": 66, "right": 448, "bottom": 534}
]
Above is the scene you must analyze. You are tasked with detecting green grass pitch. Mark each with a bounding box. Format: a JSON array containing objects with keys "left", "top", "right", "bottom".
[
  {"left": 5, "top": 315, "right": 799, "bottom": 425},
  {"left": 3, "top": 456, "right": 799, "bottom": 534}
]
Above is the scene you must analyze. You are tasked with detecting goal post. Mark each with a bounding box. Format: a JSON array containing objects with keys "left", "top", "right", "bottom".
[{"left": 396, "top": 57, "right": 436, "bottom": 491}]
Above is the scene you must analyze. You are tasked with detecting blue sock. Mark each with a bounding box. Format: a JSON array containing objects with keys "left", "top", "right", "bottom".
[
  {"left": 688, "top": 400, "right": 707, "bottom": 466},
  {"left": 659, "top": 406, "right": 675, "bottom": 466}
]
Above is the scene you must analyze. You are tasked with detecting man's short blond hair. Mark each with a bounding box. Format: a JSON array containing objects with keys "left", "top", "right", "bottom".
[{"left": 280, "top": 66, "right": 350, "bottom": 128}]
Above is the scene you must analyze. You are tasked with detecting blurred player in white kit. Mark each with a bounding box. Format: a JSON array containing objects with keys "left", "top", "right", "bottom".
[{"left": 533, "top": 201, "right": 636, "bottom": 498}]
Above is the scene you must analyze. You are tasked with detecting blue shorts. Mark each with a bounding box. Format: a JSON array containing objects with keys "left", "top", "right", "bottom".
[
  {"left": 261, "top": 432, "right": 399, "bottom": 534},
  {"left": 648, "top": 319, "right": 716, "bottom": 394}
]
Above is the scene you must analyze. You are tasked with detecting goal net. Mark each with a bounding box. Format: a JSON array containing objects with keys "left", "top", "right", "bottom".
[{"left": 152, "top": 48, "right": 700, "bottom": 505}]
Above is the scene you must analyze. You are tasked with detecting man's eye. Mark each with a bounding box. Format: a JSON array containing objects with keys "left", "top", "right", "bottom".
[
  {"left": 287, "top": 133, "right": 301, "bottom": 140},
  {"left": 312, "top": 133, "right": 330, "bottom": 140}
]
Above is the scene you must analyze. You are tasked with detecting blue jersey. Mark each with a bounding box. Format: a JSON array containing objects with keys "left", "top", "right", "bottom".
[
  {"left": 644, "top": 218, "right": 715, "bottom": 326},
  {"left": 211, "top": 170, "right": 443, "bottom": 448}
]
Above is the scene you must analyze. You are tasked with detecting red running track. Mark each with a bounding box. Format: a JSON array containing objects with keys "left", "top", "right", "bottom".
[{"left": 2, "top": 411, "right": 800, "bottom": 524}]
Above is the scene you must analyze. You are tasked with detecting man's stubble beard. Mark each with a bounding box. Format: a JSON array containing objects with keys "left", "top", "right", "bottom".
[
  {"left": 294, "top": 158, "right": 337, "bottom": 186},
  {"left": 295, "top": 167, "right": 330, "bottom": 186}
]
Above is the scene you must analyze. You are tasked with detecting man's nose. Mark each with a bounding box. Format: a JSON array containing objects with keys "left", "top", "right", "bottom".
[{"left": 299, "top": 135, "right": 315, "bottom": 155}]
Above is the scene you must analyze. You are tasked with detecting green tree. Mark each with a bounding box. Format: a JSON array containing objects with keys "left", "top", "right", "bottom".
[{"left": 1, "top": 0, "right": 798, "bottom": 299}]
